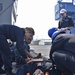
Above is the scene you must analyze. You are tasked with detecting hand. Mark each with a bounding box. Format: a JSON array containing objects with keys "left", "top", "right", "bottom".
[
  {"left": 25, "top": 58, "right": 32, "bottom": 63},
  {"left": 60, "top": 28, "right": 68, "bottom": 31}
]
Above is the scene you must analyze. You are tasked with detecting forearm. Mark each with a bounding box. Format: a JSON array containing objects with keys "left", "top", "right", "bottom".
[
  {"left": 26, "top": 51, "right": 34, "bottom": 58},
  {"left": 66, "top": 27, "right": 74, "bottom": 30}
]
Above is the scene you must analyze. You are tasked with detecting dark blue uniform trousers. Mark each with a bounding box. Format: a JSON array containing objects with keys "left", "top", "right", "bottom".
[
  {"left": 0, "top": 33, "right": 12, "bottom": 71},
  {"left": 52, "top": 50, "right": 75, "bottom": 73},
  {"left": 0, "top": 54, "right": 3, "bottom": 68}
]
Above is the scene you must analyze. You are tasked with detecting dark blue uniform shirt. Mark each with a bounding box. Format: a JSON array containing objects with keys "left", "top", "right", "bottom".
[
  {"left": 58, "top": 16, "right": 74, "bottom": 28},
  {"left": 0, "top": 24, "right": 27, "bottom": 59}
]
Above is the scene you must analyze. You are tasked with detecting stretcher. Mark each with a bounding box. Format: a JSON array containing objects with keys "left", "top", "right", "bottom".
[{"left": 16, "top": 56, "right": 56, "bottom": 75}]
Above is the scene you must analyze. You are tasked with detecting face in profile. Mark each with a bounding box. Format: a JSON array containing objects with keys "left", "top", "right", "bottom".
[{"left": 25, "top": 32, "right": 33, "bottom": 44}]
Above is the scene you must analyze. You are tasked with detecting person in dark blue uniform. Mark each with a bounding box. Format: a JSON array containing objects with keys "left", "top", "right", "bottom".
[
  {"left": 17, "top": 61, "right": 46, "bottom": 75},
  {"left": 48, "top": 27, "right": 75, "bottom": 75},
  {"left": 58, "top": 9, "right": 74, "bottom": 34},
  {"left": 0, "top": 24, "right": 35, "bottom": 75}
]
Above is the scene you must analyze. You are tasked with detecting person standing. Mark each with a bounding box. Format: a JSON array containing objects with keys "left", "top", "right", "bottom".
[{"left": 58, "top": 8, "right": 74, "bottom": 34}]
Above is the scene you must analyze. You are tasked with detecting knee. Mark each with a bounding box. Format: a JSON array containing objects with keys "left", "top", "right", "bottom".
[{"left": 52, "top": 52, "right": 60, "bottom": 62}]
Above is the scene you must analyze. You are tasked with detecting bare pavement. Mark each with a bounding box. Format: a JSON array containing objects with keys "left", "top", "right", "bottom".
[
  {"left": 0, "top": 45, "right": 51, "bottom": 75},
  {"left": 30, "top": 45, "right": 51, "bottom": 59}
]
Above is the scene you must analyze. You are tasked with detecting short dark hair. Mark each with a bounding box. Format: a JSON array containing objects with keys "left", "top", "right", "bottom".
[{"left": 24, "top": 27, "right": 35, "bottom": 35}]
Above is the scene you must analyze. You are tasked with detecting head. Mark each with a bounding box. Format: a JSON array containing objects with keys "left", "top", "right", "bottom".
[
  {"left": 33, "top": 69, "right": 44, "bottom": 75},
  {"left": 33, "top": 69, "right": 50, "bottom": 75},
  {"left": 48, "top": 27, "right": 57, "bottom": 38},
  {"left": 24, "top": 27, "right": 35, "bottom": 44},
  {"left": 60, "top": 9, "right": 67, "bottom": 18},
  {"left": 33, "top": 66, "right": 46, "bottom": 75}
]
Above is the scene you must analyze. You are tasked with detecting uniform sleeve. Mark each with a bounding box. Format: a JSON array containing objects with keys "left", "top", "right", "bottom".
[
  {"left": 16, "top": 30, "right": 27, "bottom": 59},
  {"left": 16, "top": 40, "right": 27, "bottom": 59},
  {"left": 58, "top": 21, "right": 61, "bottom": 29},
  {"left": 69, "top": 18, "right": 74, "bottom": 27}
]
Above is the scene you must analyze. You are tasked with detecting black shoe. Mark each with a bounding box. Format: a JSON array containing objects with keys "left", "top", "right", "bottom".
[
  {"left": 35, "top": 53, "right": 42, "bottom": 58},
  {"left": 6, "top": 71, "right": 16, "bottom": 75},
  {"left": 0, "top": 68, "right": 6, "bottom": 74}
]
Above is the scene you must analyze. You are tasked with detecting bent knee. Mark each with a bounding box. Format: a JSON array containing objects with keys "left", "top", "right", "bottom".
[
  {"left": 52, "top": 51, "right": 67, "bottom": 62},
  {"left": 52, "top": 52, "right": 60, "bottom": 61}
]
